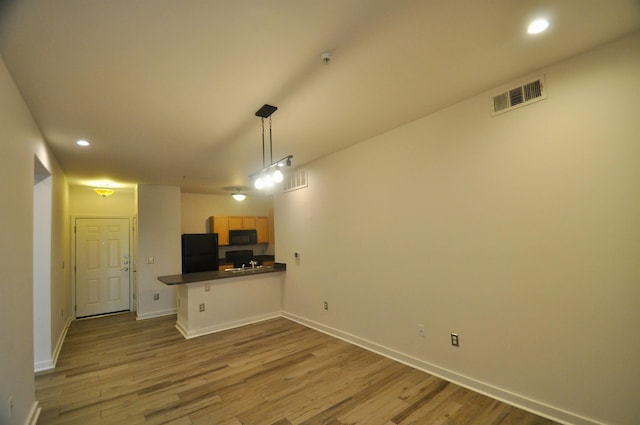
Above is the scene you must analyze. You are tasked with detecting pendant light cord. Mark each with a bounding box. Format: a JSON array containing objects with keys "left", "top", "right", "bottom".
[
  {"left": 269, "top": 115, "right": 273, "bottom": 164},
  {"left": 261, "top": 117, "right": 266, "bottom": 168}
]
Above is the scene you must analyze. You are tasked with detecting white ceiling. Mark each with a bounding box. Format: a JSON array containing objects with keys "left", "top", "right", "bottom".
[{"left": 1, "top": 0, "right": 639, "bottom": 194}]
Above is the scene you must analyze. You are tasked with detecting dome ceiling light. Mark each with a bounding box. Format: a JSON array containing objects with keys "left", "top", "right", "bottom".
[
  {"left": 528, "top": 18, "right": 549, "bottom": 34},
  {"left": 231, "top": 191, "right": 247, "bottom": 201}
]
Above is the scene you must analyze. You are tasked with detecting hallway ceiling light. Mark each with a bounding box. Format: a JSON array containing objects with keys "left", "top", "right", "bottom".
[
  {"left": 232, "top": 192, "right": 246, "bottom": 201},
  {"left": 528, "top": 18, "right": 549, "bottom": 34},
  {"left": 94, "top": 188, "right": 114, "bottom": 197},
  {"left": 250, "top": 104, "right": 293, "bottom": 190},
  {"left": 76, "top": 139, "right": 90, "bottom": 146}
]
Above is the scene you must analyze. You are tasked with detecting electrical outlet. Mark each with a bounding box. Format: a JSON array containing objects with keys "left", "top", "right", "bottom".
[
  {"left": 153, "top": 293, "right": 159, "bottom": 301},
  {"left": 418, "top": 324, "right": 425, "bottom": 338},
  {"left": 451, "top": 333, "right": 459, "bottom": 347},
  {"left": 205, "top": 283, "right": 211, "bottom": 292},
  {"left": 323, "top": 301, "right": 328, "bottom": 310},
  {"left": 199, "top": 303, "right": 205, "bottom": 312}
]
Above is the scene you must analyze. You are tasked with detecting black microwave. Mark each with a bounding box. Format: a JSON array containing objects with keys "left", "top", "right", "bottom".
[{"left": 229, "top": 229, "right": 257, "bottom": 245}]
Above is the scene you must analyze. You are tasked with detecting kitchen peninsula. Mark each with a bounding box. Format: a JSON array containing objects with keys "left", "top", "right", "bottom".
[{"left": 158, "top": 263, "right": 286, "bottom": 339}]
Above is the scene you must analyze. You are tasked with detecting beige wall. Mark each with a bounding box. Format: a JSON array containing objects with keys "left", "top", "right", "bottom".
[
  {"left": 276, "top": 33, "right": 640, "bottom": 425},
  {"left": 49, "top": 167, "right": 69, "bottom": 371},
  {"left": 69, "top": 186, "right": 136, "bottom": 217},
  {"left": 181, "top": 192, "right": 273, "bottom": 234},
  {"left": 0, "top": 54, "right": 69, "bottom": 424},
  {"left": 137, "top": 185, "right": 181, "bottom": 319}
]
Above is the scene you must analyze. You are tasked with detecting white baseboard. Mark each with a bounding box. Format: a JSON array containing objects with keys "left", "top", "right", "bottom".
[
  {"left": 136, "top": 308, "right": 177, "bottom": 320},
  {"left": 34, "top": 359, "right": 54, "bottom": 373},
  {"left": 51, "top": 317, "right": 72, "bottom": 366},
  {"left": 176, "top": 312, "right": 282, "bottom": 339},
  {"left": 25, "top": 400, "right": 40, "bottom": 425},
  {"left": 33, "top": 317, "right": 78, "bottom": 372},
  {"left": 282, "top": 312, "right": 603, "bottom": 425}
]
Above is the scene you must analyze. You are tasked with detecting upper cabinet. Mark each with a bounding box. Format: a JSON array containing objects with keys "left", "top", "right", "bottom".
[
  {"left": 211, "top": 215, "right": 270, "bottom": 245},
  {"left": 268, "top": 207, "right": 275, "bottom": 245},
  {"left": 228, "top": 216, "right": 256, "bottom": 230},
  {"left": 210, "top": 216, "right": 229, "bottom": 245},
  {"left": 256, "top": 216, "right": 269, "bottom": 244}
]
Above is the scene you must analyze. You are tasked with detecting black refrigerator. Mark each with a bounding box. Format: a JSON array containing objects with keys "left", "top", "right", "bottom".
[{"left": 181, "top": 233, "right": 219, "bottom": 274}]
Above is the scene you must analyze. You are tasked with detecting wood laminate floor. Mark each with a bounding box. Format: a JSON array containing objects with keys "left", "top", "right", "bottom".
[{"left": 36, "top": 313, "right": 558, "bottom": 424}]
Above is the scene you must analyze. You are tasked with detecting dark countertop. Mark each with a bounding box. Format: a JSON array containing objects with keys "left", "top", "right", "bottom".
[{"left": 158, "top": 262, "right": 286, "bottom": 285}]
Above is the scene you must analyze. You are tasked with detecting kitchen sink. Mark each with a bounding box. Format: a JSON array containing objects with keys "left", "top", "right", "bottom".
[{"left": 225, "top": 266, "right": 269, "bottom": 273}]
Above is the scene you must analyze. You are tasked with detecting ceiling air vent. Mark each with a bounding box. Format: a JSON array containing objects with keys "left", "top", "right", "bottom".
[
  {"left": 491, "top": 75, "right": 546, "bottom": 116},
  {"left": 283, "top": 168, "right": 308, "bottom": 192}
]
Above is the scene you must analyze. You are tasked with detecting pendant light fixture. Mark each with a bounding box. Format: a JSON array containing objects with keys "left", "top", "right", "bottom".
[
  {"left": 231, "top": 192, "right": 246, "bottom": 201},
  {"left": 250, "top": 104, "right": 293, "bottom": 190},
  {"left": 94, "top": 188, "right": 114, "bottom": 197}
]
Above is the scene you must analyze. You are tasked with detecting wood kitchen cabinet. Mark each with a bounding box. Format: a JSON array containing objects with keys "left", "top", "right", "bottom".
[
  {"left": 210, "top": 216, "right": 229, "bottom": 245},
  {"left": 256, "top": 216, "right": 269, "bottom": 244},
  {"left": 211, "top": 215, "right": 270, "bottom": 245},
  {"left": 268, "top": 207, "right": 275, "bottom": 245},
  {"left": 242, "top": 216, "right": 256, "bottom": 229},
  {"left": 227, "top": 216, "right": 242, "bottom": 230},
  {"left": 228, "top": 216, "right": 256, "bottom": 230}
]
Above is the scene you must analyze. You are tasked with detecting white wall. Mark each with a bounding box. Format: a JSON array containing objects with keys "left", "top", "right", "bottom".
[
  {"left": 49, "top": 163, "right": 70, "bottom": 373},
  {"left": 137, "top": 185, "right": 181, "bottom": 319},
  {"left": 181, "top": 192, "right": 272, "bottom": 234},
  {"left": 0, "top": 54, "right": 68, "bottom": 425},
  {"left": 276, "top": 33, "right": 640, "bottom": 425},
  {"left": 33, "top": 174, "right": 52, "bottom": 371}
]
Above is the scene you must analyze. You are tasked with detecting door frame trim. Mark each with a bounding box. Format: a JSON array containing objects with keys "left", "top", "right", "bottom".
[{"left": 71, "top": 215, "right": 134, "bottom": 319}]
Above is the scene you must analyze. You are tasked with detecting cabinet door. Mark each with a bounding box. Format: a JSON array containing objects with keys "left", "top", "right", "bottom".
[
  {"left": 256, "top": 216, "right": 269, "bottom": 244},
  {"left": 242, "top": 216, "right": 256, "bottom": 229},
  {"left": 268, "top": 208, "right": 275, "bottom": 245},
  {"left": 211, "top": 216, "right": 229, "bottom": 245},
  {"left": 228, "top": 216, "right": 243, "bottom": 230}
]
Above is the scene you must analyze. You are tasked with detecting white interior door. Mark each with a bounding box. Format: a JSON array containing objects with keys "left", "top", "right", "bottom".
[{"left": 75, "top": 218, "right": 131, "bottom": 317}]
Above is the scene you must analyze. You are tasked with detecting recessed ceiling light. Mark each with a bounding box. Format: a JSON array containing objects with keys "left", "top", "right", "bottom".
[
  {"left": 76, "top": 139, "right": 90, "bottom": 147},
  {"left": 528, "top": 18, "right": 549, "bottom": 34}
]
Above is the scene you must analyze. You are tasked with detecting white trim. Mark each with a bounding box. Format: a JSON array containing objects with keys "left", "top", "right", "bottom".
[
  {"left": 135, "top": 308, "right": 177, "bottom": 320},
  {"left": 33, "top": 316, "right": 74, "bottom": 372},
  {"left": 34, "top": 359, "right": 54, "bottom": 373},
  {"left": 52, "top": 317, "right": 72, "bottom": 366},
  {"left": 24, "top": 401, "right": 40, "bottom": 425},
  {"left": 282, "top": 312, "right": 604, "bottom": 425},
  {"left": 177, "top": 312, "right": 281, "bottom": 339}
]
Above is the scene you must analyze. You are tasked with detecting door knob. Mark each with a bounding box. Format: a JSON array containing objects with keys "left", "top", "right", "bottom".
[{"left": 121, "top": 267, "right": 129, "bottom": 271}]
